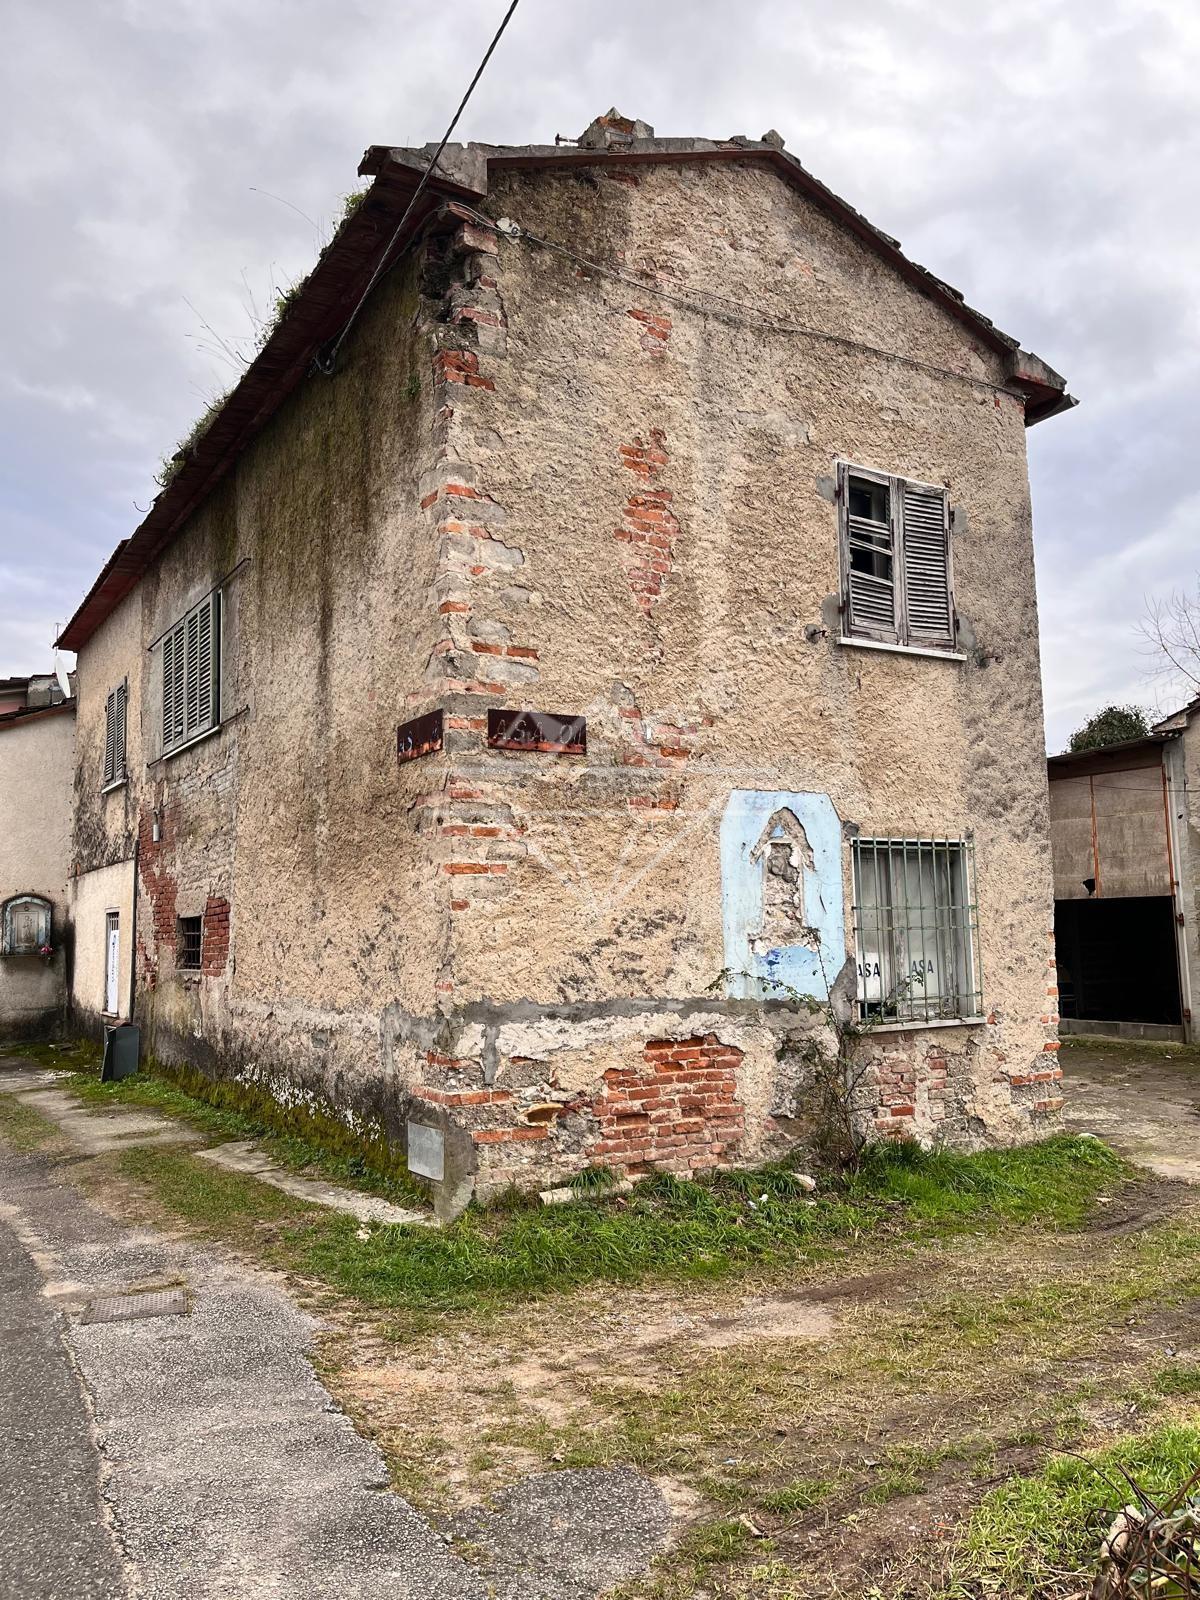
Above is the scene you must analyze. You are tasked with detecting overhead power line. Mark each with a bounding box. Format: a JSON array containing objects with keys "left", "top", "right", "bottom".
[{"left": 314, "top": 0, "right": 521, "bottom": 377}]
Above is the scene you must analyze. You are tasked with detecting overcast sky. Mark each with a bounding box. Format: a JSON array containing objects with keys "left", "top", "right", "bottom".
[{"left": 2, "top": 0, "right": 1197, "bottom": 748}]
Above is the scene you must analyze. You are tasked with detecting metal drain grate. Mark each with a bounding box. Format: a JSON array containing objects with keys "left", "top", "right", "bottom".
[{"left": 80, "top": 1287, "right": 188, "bottom": 1325}]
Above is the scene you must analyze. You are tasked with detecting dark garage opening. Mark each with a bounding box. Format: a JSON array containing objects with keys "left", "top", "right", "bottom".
[{"left": 1055, "top": 895, "right": 1182, "bottom": 1026}]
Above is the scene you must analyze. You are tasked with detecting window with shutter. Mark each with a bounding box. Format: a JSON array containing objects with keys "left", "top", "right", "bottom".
[
  {"left": 839, "top": 463, "right": 956, "bottom": 653},
  {"left": 161, "top": 593, "right": 221, "bottom": 754},
  {"left": 103, "top": 681, "right": 128, "bottom": 787}
]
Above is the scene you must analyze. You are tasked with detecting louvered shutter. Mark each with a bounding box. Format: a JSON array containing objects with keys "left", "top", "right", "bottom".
[
  {"left": 114, "top": 682, "right": 127, "bottom": 779},
  {"left": 847, "top": 513, "right": 897, "bottom": 636},
  {"left": 104, "top": 690, "right": 117, "bottom": 785},
  {"left": 163, "top": 593, "right": 219, "bottom": 751},
  {"left": 184, "top": 607, "right": 200, "bottom": 736},
  {"left": 195, "top": 596, "right": 214, "bottom": 734},
  {"left": 163, "top": 624, "right": 182, "bottom": 751},
  {"left": 900, "top": 483, "right": 953, "bottom": 645}
]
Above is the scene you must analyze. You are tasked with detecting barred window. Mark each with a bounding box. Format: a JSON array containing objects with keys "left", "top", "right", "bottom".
[
  {"left": 852, "top": 838, "right": 982, "bottom": 1023},
  {"left": 177, "top": 916, "right": 202, "bottom": 972},
  {"left": 162, "top": 592, "right": 220, "bottom": 754}
]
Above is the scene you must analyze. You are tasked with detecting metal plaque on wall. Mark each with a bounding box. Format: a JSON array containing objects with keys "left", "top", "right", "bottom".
[
  {"left": 397, "top": 709, "right": 443, "bottom": 764},
  {"left": 486, "top": 709, "right": 586, "bottom": 755}
]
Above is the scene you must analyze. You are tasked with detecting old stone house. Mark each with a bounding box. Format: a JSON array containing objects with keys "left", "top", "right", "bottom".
[
  {"left": 57, "top": 112, "right": 1072, "bottom": 1213},
  {"left": 0, "top": 673, "right": 75, "bottom": 1037},
  {"left": 1048, "top": 701, "right": 1198, "bottom": 1043}
]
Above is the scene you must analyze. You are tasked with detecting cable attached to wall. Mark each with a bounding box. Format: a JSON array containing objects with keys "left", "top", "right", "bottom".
[
  {"left": 458, "top": 205, "right": 1026, "bottom": 404},
  {"left": 313, "top": 0, "right": 521, "bottom": 378}
]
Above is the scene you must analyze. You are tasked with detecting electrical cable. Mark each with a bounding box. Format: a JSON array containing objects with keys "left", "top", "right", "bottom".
[
  {"left": 314, "top": 0, "right": 521, "bottom": 376},
  {"left": 456, "top": 204, "right": 1026, "bottom": 403}
]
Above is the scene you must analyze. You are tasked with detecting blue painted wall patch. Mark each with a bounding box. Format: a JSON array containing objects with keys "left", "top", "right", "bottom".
[{"left": 720, "top": 790, "right": 846, "bottom": 1000}]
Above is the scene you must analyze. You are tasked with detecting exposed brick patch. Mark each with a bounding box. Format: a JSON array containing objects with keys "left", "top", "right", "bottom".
[
  {"left": 588, "top": 1035, "right": 745, "bottom": 1175},
  {"left": 200, "top": 895, "right": 230, "bottom": 975},
  {"left": 615, "top": 429, "right": 679, "bottom": 615},
  {"left": 433, "top": 349, "right": 494, "bottom": 390},
  {"left": 627, "top": 307, "right": 672, "bottom": 352},
  {"left": 138, "top": 799, "right": 180, "bottom": 974}
]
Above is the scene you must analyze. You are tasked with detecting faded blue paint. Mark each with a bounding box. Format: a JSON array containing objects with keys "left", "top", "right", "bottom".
[{"left": 720, "top": 790, "right": 845, "bottom": 1001}]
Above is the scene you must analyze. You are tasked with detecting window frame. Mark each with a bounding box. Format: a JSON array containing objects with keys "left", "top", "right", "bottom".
[
  {"left": 851, "top": 836, "right": 983, "bottom": 1026},
  {"left": 176, "top": 914, "right": 203, "bottom": 972},
  {"left": 103, "top": 680, "right": 128, "bottom": 789},
  {"left": 837, "top": 462, "right": 958, "bottom": 655},
  {"left": 161, "top": 591, "right": 221, "bottom": 757}
]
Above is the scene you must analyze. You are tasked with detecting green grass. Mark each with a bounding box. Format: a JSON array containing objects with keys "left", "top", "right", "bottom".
[
  {"left": 0, "top": 1094, "right": 61, "bottom": 1152},
  {"left": 759, "top": 1477, "right": 833, "bottom": 1515},
  {"left": 849, "top": 1135, "right": 1126, "bottom": 1228},
  {"left": 109, "top": 1136, "right": 1128, "bottom": 1329},
  {"left": 6, "top": 1037, "right": 428, "bottom": 1209},
  {"left": 943, "top": 1425, "right": 1200, "bottom": 1597},
  {"left": 1154, "top": 1363, "right": 1200, "bottom": 1398}
]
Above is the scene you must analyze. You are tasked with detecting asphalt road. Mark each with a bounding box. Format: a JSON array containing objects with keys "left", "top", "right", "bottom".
[
  {"left": 0, "top": 1059, "right": 669, "bottom": 1599},
  {"left": 0, "top": 1182, "right": 127, "bottom": 1599}
]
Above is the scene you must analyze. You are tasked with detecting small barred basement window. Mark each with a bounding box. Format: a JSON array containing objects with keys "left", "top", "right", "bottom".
[
  {"left": 177, "top": 916, "right": 203, "bottom": 971},
  {"left": 852, "top": 838, "right": 981, "bottom": 1023},
  {"left": 1, "top": 894, "right": 52, "bottom": 957}
]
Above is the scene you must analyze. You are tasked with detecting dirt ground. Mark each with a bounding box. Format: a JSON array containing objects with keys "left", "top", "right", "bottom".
[
  {"left": 1062, "top": 1034, "right": 1200, "bottom": 1182},
  {"left": 5, "top": 1037, "right": 1199, "bottom": 1600},
  {"left": 324, "top": 1201, "right": 1200, "bottom": 1595}
]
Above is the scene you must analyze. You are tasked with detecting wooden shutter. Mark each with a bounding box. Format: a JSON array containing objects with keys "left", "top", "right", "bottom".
[
  {"left": 104, "top": 690, "right": 117, "bottom": 785},
  {"left": 163, "top": 623, "right": 184, "bottom": 751},
  {"left": 900, "top": 482, "right": 953, "bottom": 645},
  {"left": 114, "top": 682, "right": 127, "bottom": 779},
  {"left": 195, "top": 595, "right": 215, "bottom": 734},
  {"left": 842, "top": 467, "right": 897, "bottom": 640},
  {"left": 163, "top": 593, "right": 219, "bottom": 752}
]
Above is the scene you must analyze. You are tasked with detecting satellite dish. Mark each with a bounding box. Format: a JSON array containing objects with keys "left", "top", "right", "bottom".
[{"left": 55, "top": 661, "right": 72, "bottom": 700}]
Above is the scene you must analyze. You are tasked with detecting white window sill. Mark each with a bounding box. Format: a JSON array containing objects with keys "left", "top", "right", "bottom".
[
  {"left": 863, "top": 1015, "right": 986, "bottom": 1034},
  {"left": 838, "top": 636, "right": 966, "bottom": 663},
  {"left": 101, "top": 776, "right": 127, "bottom": 795},
  {"left": 161, "top": 722, "right": 220, "bottom": 763}
]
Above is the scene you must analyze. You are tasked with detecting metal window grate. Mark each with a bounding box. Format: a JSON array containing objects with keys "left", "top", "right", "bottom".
[
  {"left": 177, "top": 916, "right": 202, "bottom": 971},
  {"left": 852, "top": 837, "right": 982, "bottom": 1024}
]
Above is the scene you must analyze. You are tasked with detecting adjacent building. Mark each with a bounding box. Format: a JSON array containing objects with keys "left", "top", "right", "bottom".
[
  {"left": 57, "top": 112, "right": 1073, "bottom": 1212},
  {"left": 0, "top": 673, "right": 75, "bottom": 1038},
  {"left": 1048, "top": 702, "right": 1198, "bottom": 1043}
]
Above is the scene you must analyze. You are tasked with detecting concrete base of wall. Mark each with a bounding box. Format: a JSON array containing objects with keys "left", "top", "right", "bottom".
[{"left": 1059, "top": 1018, "right": 1186, "bottom": 1044}]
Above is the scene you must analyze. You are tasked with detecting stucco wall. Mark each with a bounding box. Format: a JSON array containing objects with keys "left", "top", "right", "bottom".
[
  {"left": 0, "top": 706, "right": 74, "bottom": 1035},
  {"left": 404, "top": 159, "right": 1062, "bottom": 1196},
  {"left": 66, "top": 155, "right": 1065, "bottom": 1207},
  {"left": 70, "top": 857, "right": 135, "bottom": 1026},
  {"left": 70, "top": 249, "right": 446, "bottom": 1128}
]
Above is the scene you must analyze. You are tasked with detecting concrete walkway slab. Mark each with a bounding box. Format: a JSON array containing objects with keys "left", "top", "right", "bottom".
[
  {"left": 195, "top": 1141, "right": 429, "bottom": 1228},
  {"left": 0, "top": 1060, "right": 428, "bottom": 1226},
  {"left": 0, "top": 1145, "right": 485, "bottom": 1600},
  {"left": 1063, "top": 1039, "right": 1200, "bottom": 1182}
]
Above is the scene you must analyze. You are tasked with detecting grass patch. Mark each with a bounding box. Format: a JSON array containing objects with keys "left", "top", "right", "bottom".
[
  {"left": 10, "top": 1037, "right": 428, "bottom": 1210},
  {"left": 105, "top": 1136, "right": 1126, "bottom": 1327},
  {"left": 0, "top": 1093, "right": 61, "bottom": 1152},
  {"left": 944, "top": 1424, "right": 1200, "bottom": 1597},
  {"left": 849, "top": 1135, "right": 1126, "bottom": 1229},
  {"left": 1154, "top": 1363, "right": 1200, "bottom": 1398},
  {"left": 759, "top": 1477, "right": 833, "bottom": 1515}
]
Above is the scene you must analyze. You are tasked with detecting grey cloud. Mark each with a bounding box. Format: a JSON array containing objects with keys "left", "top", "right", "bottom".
[{"left": 2, "top": 0, "right": 1197, "bottom": 755}]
